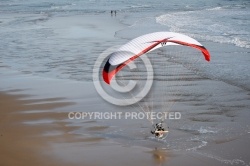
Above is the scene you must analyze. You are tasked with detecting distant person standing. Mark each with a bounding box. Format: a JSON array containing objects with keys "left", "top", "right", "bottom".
[
  {"left": 111, "top": 10, "right": 113, "bottom": 16},
  {"left": 114, "top": 10, "right": 116, "bottom": 16}
]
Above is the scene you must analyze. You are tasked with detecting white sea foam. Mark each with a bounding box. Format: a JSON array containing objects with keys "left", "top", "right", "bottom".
[
  {"left": 206, "top": 6, "right": 223, "bottom": 11},
  {"left": 156, "top": 7, "right": 250, "bottom": 48},
  {"left": 186, "top": 139, "right": 207, "bottom": 151},
  {"left": 198, "top": 127, "right": 217, "bottom": 134}
]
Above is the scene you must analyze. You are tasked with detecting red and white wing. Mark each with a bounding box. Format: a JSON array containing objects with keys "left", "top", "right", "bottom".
[{"left": 103, "top": 32, "right": 210, "bottom": 84}]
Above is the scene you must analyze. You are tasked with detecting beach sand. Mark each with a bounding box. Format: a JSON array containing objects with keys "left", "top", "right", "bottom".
[{"left": 1, "top": 13, "right": 250, "bottom": 166}]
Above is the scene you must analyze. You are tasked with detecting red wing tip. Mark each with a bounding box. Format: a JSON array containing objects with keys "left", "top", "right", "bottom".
[
  {"left": 102, "top": 70, "right": 111, "bottom": 84},
  {"left": 105, "top": 80, "right": 111, "bottom": 84},
  {"left": 202, "top": 50, "right": 211, "bottom": 62}
]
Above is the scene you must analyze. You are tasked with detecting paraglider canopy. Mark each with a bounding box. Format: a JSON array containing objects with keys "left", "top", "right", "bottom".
[{"left": 103, "top": 32, "right": 210, "bottom": 84}]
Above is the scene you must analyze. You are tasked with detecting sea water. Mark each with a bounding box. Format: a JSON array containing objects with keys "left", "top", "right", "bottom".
[{"left": 0, "top": 0, "right": 249, "bottom": 89}]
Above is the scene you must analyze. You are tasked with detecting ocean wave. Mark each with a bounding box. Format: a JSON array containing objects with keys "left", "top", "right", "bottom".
[
  {"left": 179, "top": 126, "right": 218, "bottom": 135},
  {"left": 128, "top": 4, "right": 151, "bottom": 9},
  {"left": 206, "top": 6, "right": 223, "bottom": 11},
  {"left": 155, "top": 7, "right": 250, "bottom": 49}
]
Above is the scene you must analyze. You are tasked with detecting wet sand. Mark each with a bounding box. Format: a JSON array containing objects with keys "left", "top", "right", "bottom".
[
  {"left": 0, "top": 75, "right": 171, "bottom": 166},
  {"left": 0, "top": 92, "right": 78, "bottom": 165}
]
